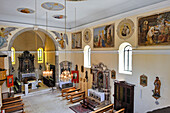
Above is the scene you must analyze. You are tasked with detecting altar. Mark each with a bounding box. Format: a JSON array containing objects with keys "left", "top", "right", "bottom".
[
  {"left": 59, "top": 81, "right": 73, "bottom": 89},
  {"left": 88, "top": 89, "right": 105, "bottom": 102},
  {"left": 22, "top": 73, "right": 36, "bottom": 78}
]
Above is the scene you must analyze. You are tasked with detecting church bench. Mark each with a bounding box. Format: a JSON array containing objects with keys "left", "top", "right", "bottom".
[
  {"left": 64, "top": 88, "right": 80, "bottom": 97},
  {"left": 1, "top": 103, "right": 24, "bottom": 113},
  {"left": 1, "top": 96, "right": 24, "bottom": 113},
  {"left": 65, "top": 88, "right": 81, "bottom": 99},
  {"left": 61, "top": 87, "right": 75, "bottom": 96},
  {"left": 70, "top": 91, "right": 85, "bottom": 103},
  {"left": 2, "top": 96, "right": 21, "bottom": 103},
  {"left": 92, "top": 104, "right": 125, "bottom": 113},
  {"left": 91, "top": 104, "right": 114, "bottom": 113},
  {"left": 3, "top": 99, "right": 23, "bottom": 105},
  {"left": 115, "top": 108, "right": 125, "bottom": 113}
]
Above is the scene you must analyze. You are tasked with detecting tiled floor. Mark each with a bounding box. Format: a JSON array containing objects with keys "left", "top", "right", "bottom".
[{"left": 22, "top": 89, "right": 78, "bottom": 113}]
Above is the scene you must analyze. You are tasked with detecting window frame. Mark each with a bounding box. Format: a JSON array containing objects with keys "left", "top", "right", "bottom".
[
  {"left": 11, "top": 47, "right": 15, "bottom": 65},
  {"left": 84, "top": 45, "right": 91, "bottom": 68},
  {"left": 119, "top": 42, "right": 132, "bottom": 75},
  {"left": 124, "top": 45, "right": 132, "bottom": 72},
  {"left": 37, "top": 48, "right": 43, "bottom": 63}
]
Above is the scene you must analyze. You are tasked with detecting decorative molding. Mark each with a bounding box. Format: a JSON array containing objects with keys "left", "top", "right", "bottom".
[
  {"left": 91, "top": 50, "right": 118, "bottom": 54},
  {"left": 1, "top": 49, "right": 170, "bottom": 57},
  {"left": 15, "top": 51, "right": 37, "bottom": 53},
  {"left": 57, "top": 51, "right": 83, "bottom": 54},
  {"left": 0, "top": 51, "right": 10, "bottom": 56},
  {"left": 133, "top": 50, "right": 170, "bottom": 55}
]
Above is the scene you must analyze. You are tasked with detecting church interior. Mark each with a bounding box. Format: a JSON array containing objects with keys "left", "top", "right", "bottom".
[{"left": 0, "top": 0, "right": 170, "bottom": 113}]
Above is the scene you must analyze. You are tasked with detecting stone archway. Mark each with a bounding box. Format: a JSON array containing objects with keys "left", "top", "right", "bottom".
[
  {"left": 8, "top": 27, "right": 59, "bottom": 83},
  {"left": 8, "top": 27, "right": 58, "bottom": 51}
]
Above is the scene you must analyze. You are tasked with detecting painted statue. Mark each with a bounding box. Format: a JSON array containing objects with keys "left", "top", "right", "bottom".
[
  {"left": 51, "top": 31, "right": 68, "bottom": 49},
  {"left": 0, "top": 27, "right": 17, "bottom": 49},
  {"left": 152, "top": 77, "right": 161, "bottom": 100}
]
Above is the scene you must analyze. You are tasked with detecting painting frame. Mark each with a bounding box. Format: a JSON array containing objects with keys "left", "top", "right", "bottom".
[
  {"left": 93, "top": 24, "right": 114, "bottom": 48},
  {"left": 117, "top": 18, "right": 134, "bottom": 40},
  {"left": 138, "top": 11, "right": 170, "bottom": 46},
  {"left": 111, "top": 70, "right": 116, "bottom": 79},
  {"left": 71, "top": 70, "right": 79, "bottom": 83},
  {"left": 72, "top": 31, "right": 82, "bottom": 49},
  {"left": 140, "top": 74, "right": 147, "bottom": 87},
  {"left": 83, "top": 28, "right": 92, "bottom": 43},
  {"left": 7, "top": 75, "right": 14, "bottom": 88}
]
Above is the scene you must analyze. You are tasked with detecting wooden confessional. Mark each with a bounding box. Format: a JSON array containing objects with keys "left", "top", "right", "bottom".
[{"left": 114, "top": 81, "right": 135, "bottom": 113}]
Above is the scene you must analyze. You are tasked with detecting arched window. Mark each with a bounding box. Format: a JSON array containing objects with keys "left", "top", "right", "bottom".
[
  {"left": 124, "top": 45, "right": 132, "bottom": 71},
  {"left": 84, "top": 45, "right": 91, "bottom": 68},
  {"left": 37, "top": 48, "right": 43, "bottom": 63},
  {"left": 11, "top": 47, "right": 15, "bottom": 65},
  {"left": 119, "top": 42, "right": 132, "bottom": 74}
]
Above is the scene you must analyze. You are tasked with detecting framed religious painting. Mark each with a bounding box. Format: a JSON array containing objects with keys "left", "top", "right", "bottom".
[
  {"left": 93, "top": 24, "right": 114, "bottom": 48},
  {"left": 117, "top": 18, "right": 134, "bottom": 40},
  {"left": 72, "top": 32, "right": 82, "bottom": 49},
  {"left": 138, "top": 11, "right": 170, "bottom": 46},
  {"left": 7, "top": 75, "right": 14, "bottom": 88},
  {"left": 111, "top": 70, "right": 116, "bottom": 79},
  {"left": 71, "top": 71, "right": 79, "bottom": 83},
  {"left": 83, "top": 28, "right": 92, "bottom": 43},
  {"left": 140, "top": 74, "right": 147, "bottom": 87}
]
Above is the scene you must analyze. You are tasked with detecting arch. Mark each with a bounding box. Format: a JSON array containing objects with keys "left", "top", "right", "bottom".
[
  {"left": 8, "top": 27, "right": 58, "bottom": 51},
  {"left": 119, "top": 42, "right": 132, "bottom": 75},
  {"left": 8, "top": 27, "right": 59, "bottom": 83}
]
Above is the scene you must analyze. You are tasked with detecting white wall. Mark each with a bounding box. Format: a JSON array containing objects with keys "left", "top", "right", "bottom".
[{"left": 0, "top": 4, "right": 169, "bottom": 113}]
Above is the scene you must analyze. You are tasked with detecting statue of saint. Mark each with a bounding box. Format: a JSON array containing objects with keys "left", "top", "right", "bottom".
[{"left": 152, "top": 77, "right": 161, "bottom": 99}]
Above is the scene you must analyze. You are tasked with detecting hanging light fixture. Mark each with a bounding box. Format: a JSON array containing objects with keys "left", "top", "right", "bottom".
[
  {"left": 60, "top": 0, "right": 72, "bottom": 82},
  {"left": 43, "top": 12, "right": 52, "bottom": 77}
]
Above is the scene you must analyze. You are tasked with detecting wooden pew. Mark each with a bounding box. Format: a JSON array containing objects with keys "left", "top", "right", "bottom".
[
  {"left": 64, "top": 88, "right": 81, "bottom": 98},
  {"left": 2, "top": 96, "right": 21, "bottom": 103},
  {"left": 69, "top": 91, "right": 85, "bottom": 103},
  {"left": 92, "top": 104, "right": 114, "bottom": 113},
  {"left": 115, "top": 108, "right": 125, "bottom": 113},
  {"left": 2, "top": 103, "right": 24, "bottom": 113},
  {"left": 92, "top": 103, "right": 125, "bottom": 113},
  {"left": 1, "top": 96, "right": 24, "bottom": 113},
  {"left": 61, "top": 87, "right": 75, "bottom": 97}
]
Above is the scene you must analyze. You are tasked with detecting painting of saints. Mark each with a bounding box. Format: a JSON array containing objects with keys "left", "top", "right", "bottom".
[
  {"left": 72, "top": 32, "right": 82, "bottom": 49},
  {"left": 121, "top": 24, "right": 130, "bottom": 36},
  {"left": 93, "top": 24, "right": 114, "bottom": 48},
  {"left": 138, "top": 11, "right": 170, "bottom": 46}
]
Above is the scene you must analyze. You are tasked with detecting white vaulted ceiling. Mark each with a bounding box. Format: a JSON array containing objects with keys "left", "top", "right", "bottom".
[{"left": 0, "top": 0, "right": 169, "bottom": 30}]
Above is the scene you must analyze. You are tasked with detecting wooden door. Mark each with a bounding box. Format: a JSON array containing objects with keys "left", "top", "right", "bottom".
[{"left": 114, "top": 81, "right": 134, "bottom": 113}]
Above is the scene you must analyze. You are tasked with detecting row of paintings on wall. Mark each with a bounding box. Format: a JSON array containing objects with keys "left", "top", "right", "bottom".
[{"left": 70, "top": 11, "right": 170, "bottom": 49}]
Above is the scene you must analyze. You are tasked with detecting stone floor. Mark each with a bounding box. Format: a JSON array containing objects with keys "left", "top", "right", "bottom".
[{"left": 22, "top": 89, "right": 78, "bottom": 113}]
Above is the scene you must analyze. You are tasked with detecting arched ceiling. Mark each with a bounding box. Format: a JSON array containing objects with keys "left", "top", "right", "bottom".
[
  {"left": 12, "top": 30, "right": 55, "bottom": 51},
  {"left": 0, "top": 0, "right": 169, "bottom": 30}
]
